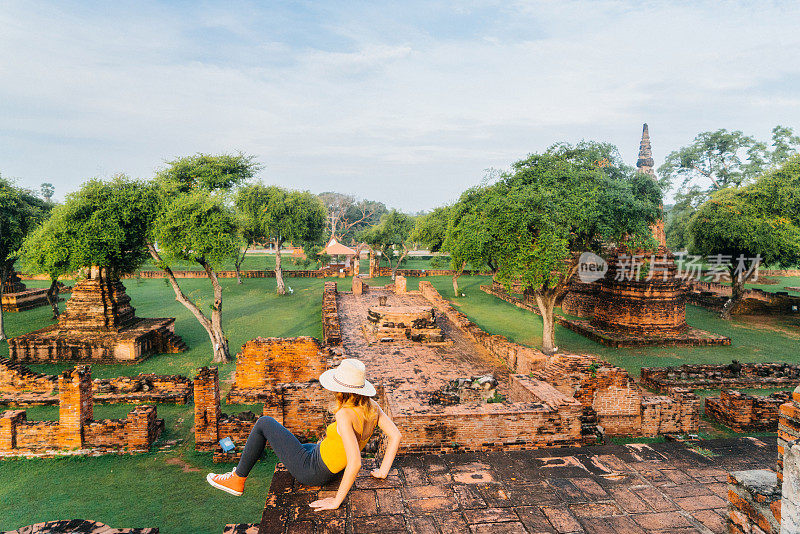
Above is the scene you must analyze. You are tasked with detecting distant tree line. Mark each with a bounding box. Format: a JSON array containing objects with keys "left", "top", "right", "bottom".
[{"left": 2, "top": 125, "right": 798, "bottom": 358}]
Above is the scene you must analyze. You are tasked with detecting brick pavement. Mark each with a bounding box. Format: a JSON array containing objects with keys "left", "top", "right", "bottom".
[
  {"left": 337, "top": 290, "right": 511, "bottom": 412},
  {"left": 240, "top": 437, "right": 775, "bottom": 533}
]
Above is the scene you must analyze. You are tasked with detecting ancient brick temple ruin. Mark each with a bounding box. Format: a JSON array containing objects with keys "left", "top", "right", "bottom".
[
  {"left": 560, "top": 250, "right": 731, "bottom": 347},
  {"left": 8, "top": 266, "right": 186, "bottom": 363},
  {"left": 0, "top": 366, "right": 163, "bottom": 457},
  {"left": 0, "top": 270, "right": 50, "bottom": 312},
  {"left": 193, "top": 280, "right": 700, "bottom": 468}
]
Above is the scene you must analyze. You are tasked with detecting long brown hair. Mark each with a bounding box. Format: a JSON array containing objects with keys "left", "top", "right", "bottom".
[{"left": 332, "top": 392, "right": 378, "bottom": 439}]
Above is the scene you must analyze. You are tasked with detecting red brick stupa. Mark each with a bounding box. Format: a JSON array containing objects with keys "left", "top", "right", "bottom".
[
  {"left": 560, "top": 125, "right": 730, "bottom": 347},
  {"left": 9, "top": 266, "right": 186, "bottom": 363},
  {"left": 1, "top": 270, "right": 50, "bottom": 312}
]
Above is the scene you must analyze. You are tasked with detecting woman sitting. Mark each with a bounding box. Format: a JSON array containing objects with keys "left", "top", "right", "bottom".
[{"left": 207, "top": 358, "right": 402, "bottom": 511}]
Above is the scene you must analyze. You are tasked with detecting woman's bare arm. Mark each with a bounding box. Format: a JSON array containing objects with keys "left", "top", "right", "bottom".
[
  {"left": 372, "top": 405, "right": 401, "bottom": 479},
  {"left": 310, "top": 409, "right": 361, "bottom": 511}
]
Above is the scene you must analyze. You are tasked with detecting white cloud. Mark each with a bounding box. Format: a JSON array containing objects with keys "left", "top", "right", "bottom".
[{"left": 1, "top": 0, "right": 799, "bottom": 209}]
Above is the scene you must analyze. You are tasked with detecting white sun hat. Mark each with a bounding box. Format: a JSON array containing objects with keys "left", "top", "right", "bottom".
[{"left": 319, "top": 358, "right": 376, "bottom": 397}]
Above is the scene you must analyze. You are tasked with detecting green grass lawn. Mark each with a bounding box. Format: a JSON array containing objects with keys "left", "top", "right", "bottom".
[
  {"left": 0, "top": 403, "right": 278, "bottom": 533},
  {"left": 1, "top": 277, "right": 321, "bottom": 533},
  {"left": 3, "top": 277, "right": 324, "bottom": 381},
  {"left": 1, "top": 273, "right": 798, "bottom": 531},
  {"left": 402, "top": 275, "right": 800, "bottom": 378},
  {"left": 132, "top": 254, "right": 449, "bottom": 272}
]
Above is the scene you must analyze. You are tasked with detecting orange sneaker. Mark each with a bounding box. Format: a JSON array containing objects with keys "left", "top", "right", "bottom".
[{"left": 206, "top": 469, "right": 246, "bottom": 496}]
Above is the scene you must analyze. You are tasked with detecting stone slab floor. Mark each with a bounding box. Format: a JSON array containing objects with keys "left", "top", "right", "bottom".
[{"left": 226, "top": 436, "right": 775, "bottom": 534}]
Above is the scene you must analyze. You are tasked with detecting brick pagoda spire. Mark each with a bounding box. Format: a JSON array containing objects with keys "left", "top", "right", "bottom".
[{"left": 637, "top": 123, "right": 666, "bottom": 248}]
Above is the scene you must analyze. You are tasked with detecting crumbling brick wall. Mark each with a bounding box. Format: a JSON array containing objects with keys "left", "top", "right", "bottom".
[
  {"left": 532, "top": 354, "right": 699, "bottom": 437},
  {"left": 322, "top": 282, "right": 341, "bottom": 346},
  {"left": 0, "top": 357, "right": 191, "bottom": 405},
  {"left": 193, "top": 367, "right": 222, "bottom": 451},
  {"left": 231, "top": 337, "right": 326, "bottom": 392},
  {"left": 194, "top": 367, "right": 331, "bottom": 458},
  {"left": 705, "top": 389, "right": 792, "bottom": 432},
  {"left": 641, "top": 389, "right": 700, "bottom": 436},
  {"left": 779, "top": 386, "right": 800, "bottom": 483},
  {"left": 0, "top": 366, "right": 163, "bottom": 456},
  {"left": 0, "top": 357, "right": 57, "bottom": 395},
  {"left": 390, "top": 375, "right": 582, "bottom": 453},
  {"left": 85, "top": 405, "right": 162, "bottom": 452},
  {"left": 641, "top": 362, "right": 800, "bottom": 393},
  {"left": 419, "top": 281, "right": 547, "bottom": 374},
  {"left": 727, "top": 470, "right": 782, "bottom": 534}
]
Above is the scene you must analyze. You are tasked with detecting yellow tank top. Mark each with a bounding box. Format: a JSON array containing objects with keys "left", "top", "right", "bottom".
[{"left": 319, "top": 407, "right": 376, "bottom": 474}]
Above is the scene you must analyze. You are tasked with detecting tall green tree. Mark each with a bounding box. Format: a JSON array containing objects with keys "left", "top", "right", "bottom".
[
  {"left": 444, "top": 187, "right": 503, "bottom": 295},
  {"left": 233, "top": 182, "right": 273, "bottom": 284},
  {"left": 20, "top": 211, "right": 73, "bottom": 318},
  {"left": 0, "top": 176, "right": 50, "bottom": 339},
  {"left": 152, "top": 152, "right": 259, "bottom": 363},
  {"left": 481, "top": 142, "right": 661, "bottom": 354},
  {"left": 412, "top": 206, "right": 450, "bottom": 255},
  {"left": 150, "top": 192, "right": 239, "bottom": 362},
  {"left": 689, "top": 155, "right": 800, "bottom": 318},
  {"left": 660, "top": 126, "right": 800, "bottom": 249},
  {"left": 357, "top": 210, "right": 415, "bottom": 280},
  {"left": 18, "top": 176, "right": 153, "bottom": 325},
  {"left": 261, "top": 187, "right": 327, "bottom": 295}
]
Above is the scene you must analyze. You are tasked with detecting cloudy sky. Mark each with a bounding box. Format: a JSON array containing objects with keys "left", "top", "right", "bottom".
[{"left": 2, "top": 1, "right": 799, "bottom": 211}]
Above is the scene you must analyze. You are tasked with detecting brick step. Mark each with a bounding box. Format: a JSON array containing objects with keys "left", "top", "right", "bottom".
[{"left": 163, "top": 332, "right": 188, "bottom": 353}]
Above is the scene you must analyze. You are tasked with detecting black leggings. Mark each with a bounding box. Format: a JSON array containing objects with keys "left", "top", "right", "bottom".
[{"left": 234, "top": 416, "right": 335, "bottom": 486}]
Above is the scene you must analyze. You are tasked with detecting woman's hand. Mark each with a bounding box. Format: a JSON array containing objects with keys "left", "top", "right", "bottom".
[
  {"left": 309, "top": 497, "right": 341, "bottom": 511},
  {"left": 370, "top": 468, "right": 388, "bottom": 479}
]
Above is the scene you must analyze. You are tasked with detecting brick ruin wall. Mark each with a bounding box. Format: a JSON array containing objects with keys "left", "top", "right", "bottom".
[
  {"left": 372, "top": 267, "right": 490, "bottom": 278},
  {"left": 689, "top": 280, "right": 800, "bottom": 315},
  {"left": 195, "top": 367, "right": 332, "bottom": 461},
  {"left": 420, "top": 281, "right": 699, "bottom": 437},
  {"left": 131, "top": 268, "right": 353, "bottom": 279},
  {"left": 0, "top": 357, "right": 191, "bottom": 405},
  {"left": 390, "top": 375, "right": 583, "bottom": 454},
  {"left": 0, "top": 366, "right": 163, "bottom": 456},
  {"left": 227, "top": 337, "right": 327, "bottom": 401},
  {"left": 418, "top": 281, "right": 547, "bottom": 374},
  {"left": 727, "top": 470, "right": 783, "bottom": 534},
  {"left": 321, "top": 282, "right": 341, "bottom": 346},
  {"left": 531, "top": 354, "right": 699, "bottom": 437},
  {"left": 705, "top": 389, "right": 792, "bottom": 432},
  {"left": 641, "top": 362, "right": 800, "bottom": 393},
  {"left": 725, "top": 385, "right": 800, "bottom": 533},
  {"left": 778, "top": 388, "right": 800, "bottom": 483}
]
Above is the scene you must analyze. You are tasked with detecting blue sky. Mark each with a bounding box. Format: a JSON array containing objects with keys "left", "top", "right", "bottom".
[{"left": 2, "top": 0, "right": 799, "bottom": 210}]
